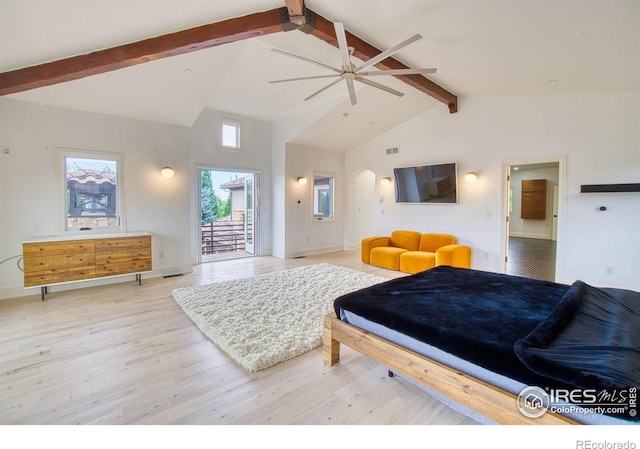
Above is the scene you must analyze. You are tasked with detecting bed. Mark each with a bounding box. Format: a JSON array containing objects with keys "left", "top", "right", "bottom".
[{"left": 323, "top": 266, "right": 638, "bottom": 425}]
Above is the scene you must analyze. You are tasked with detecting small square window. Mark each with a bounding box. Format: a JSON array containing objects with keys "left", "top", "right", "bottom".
[{"left": 221, "top": 120, "right": 241, "bottom": 149}]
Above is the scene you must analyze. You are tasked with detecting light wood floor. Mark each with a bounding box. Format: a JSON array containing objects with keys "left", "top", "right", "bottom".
[{"left": 0, "top": 250, "right": 478, "bottom": 425}]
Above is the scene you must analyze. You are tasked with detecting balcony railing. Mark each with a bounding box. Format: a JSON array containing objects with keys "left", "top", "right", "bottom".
[{"left": 201, "top": 220, "right": 246, "bottom": 255}]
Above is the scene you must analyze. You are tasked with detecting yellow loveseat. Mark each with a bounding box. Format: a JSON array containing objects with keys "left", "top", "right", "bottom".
[{"left": 361, "top": 230, "right": 471, "bottom": 274}]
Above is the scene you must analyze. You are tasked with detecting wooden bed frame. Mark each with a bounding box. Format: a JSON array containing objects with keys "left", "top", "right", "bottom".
[{"left": 322, "top": 312, "right": 578, "bottom": 425}]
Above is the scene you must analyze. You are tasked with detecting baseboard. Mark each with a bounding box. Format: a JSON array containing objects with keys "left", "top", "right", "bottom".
[
  {"left": 154, "top": 264, "right": 193, "bottom": 278},
  {"left": 0, "top": 264, "right": 193, "bottom": 301},
  {"left": 0, "top": 286, "right": 29, "bottom": 301},
  {"left": 285, "top": 245, "right": 344, "bottom": 259},
  {"left": 509, "top": 232, "right": 553, "bottom": 240}
]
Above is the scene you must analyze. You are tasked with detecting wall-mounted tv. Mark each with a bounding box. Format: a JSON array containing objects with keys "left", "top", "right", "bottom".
[{"left": 393, "top": 162, "right": 458, "bottom": 204}]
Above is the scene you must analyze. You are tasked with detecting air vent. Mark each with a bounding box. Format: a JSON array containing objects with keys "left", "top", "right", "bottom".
[{"left": 385, "top": 147, "right": 399, "bottom": 155}]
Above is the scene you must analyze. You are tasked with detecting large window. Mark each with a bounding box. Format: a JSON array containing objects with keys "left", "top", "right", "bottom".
[
  {"left": 313, "top": 175, "right": 334, "bottom": 221},
  {"left": 61, "top": 150, "right": 124, "bottom": 232}
]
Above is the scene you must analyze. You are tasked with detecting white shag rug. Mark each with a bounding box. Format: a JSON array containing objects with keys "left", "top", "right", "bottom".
[{"left": 171, "top": 263, "right": 386, "bottom": 372}]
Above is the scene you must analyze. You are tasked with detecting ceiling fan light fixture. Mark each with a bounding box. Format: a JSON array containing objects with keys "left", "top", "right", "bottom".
[{"left": 269, "top": 22, "right": 436, "bottom": 106}]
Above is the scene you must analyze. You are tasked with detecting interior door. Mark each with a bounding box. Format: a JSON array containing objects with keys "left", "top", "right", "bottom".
[
  {"left": 244, "top": 175, "right": 255, "bottom": 255},
  {"left": 504, "top": 165, "right": 512, "bottom": 272},
  {"left": 552, "top": 185, "right": 559, "bottom": 241}
]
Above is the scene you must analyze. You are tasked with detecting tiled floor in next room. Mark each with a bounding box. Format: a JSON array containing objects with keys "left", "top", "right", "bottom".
[{"left": 506, "top": 236, "right": 557, "bottom": 282}]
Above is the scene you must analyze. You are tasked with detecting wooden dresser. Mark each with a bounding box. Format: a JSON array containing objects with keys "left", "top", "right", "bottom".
[
  {"left": 521, "top": 179, "right": 547, "bottom": 220},
  {"left": 23, "top": 233, "right": 152, "bottom": 300}
]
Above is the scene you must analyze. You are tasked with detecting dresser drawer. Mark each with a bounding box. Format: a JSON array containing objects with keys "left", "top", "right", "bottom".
[
  {"left": 23, "top": 240, "right": 95, "bottom": 258},
  {"left": 96, "top": 259, "right": 152, "bottom": 277},
  {"left": 24, "top": 265, "right": 96, "bottom": 287},
  {"left": 95, "top": 236, "right": 151, "bottom": 251},
  {"left": 23, "top": 252, "right": 95, "bottom": 272}
]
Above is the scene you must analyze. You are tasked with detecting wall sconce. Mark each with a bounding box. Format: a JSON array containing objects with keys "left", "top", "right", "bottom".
[
  {"left": 160, "top": 166, "right": 175, "bottom": 178},
  {"left": 297, "top": 176, "right": 308, "bottom": 185},
  {"left": 464, "top": 171, "right": 478, "bottom": 183},
  {"left": 380, "top": 176, "right": 392, "bottom": 186}
]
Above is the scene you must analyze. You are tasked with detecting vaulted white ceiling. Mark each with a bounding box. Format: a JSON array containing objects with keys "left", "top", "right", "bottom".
[{"left": 1, "top": 0, "right": 638, "bottom": 150}]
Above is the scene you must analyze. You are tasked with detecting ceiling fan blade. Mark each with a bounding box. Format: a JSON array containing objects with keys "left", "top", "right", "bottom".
[
  {"left": 303, "top": 78, "right": 343, "bottom": 101},
  {"left": 271, "top": 48, "right": 342, "bottom": 74},
  {"left": 354, "top": 34, "right": 422, "bottom": 73},
  {"left": 269, "top": 74, "right": 341, "bottom": 84},
  {"left": 346, "top": 78, "right": 357, "bottom": 105},
  {"left": 334, "top": 22, "right": 353, "bottom": 71},
  {"left": 355, "top": 77, "right": 404, "bottom": 97},
  {"left": 358, "top": 68, "right": 437, "bottom": 76}
]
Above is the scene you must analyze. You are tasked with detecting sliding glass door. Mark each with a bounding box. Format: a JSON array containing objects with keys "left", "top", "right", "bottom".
[
  {"left": 244, "top": 174, "right": 255, "bottom": 255},
  {"left": 198, "top": 168, "right": 259, "bottom": 263}
]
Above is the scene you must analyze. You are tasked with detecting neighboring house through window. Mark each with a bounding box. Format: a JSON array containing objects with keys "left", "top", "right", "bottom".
[{"left": 61, "top": 149, "right": 124, "bottom": 232}]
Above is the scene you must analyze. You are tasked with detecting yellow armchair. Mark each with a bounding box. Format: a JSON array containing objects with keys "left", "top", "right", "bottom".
[
  {"left": 361, "top": 230, "right": 421, "bottom": 271},
  {"left": 360, "top": 236, "right": 390, "bottom": 264},
  {"left": 435, "top": 244, "right": 472, "bottom": 269}
]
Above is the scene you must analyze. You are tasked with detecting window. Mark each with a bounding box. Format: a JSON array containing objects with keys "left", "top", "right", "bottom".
[
  {"left": 61, "top": 149, "right": 124, "bottom": 232},
  {"left": 313, "top": 175, "right": 334, "bottom": 221},
  {"left": 221, "top": 119, "right": 241, "bottom": 149}
]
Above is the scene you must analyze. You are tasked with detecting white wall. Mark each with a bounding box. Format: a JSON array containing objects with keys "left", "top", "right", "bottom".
[
  {"left": 270, "top": 98, "right": 344, "bottom": 258},
  {"left": 347, "top": 170, "right": 376, "bottom": 249},
  {"left": 2, "top": 91, "right": 638, "bottom": 298},
  {"left": 285, "top": 143, "right": 345, "bottom": 257},
  {"left": 346, "top": 92, "right": 640, "bottom": 290},
  {"left": 190, "top": 108, "right": 272, "bottom": 259},
  {"left": 0, "top": 98, "right": 192, "bottom": 299}
]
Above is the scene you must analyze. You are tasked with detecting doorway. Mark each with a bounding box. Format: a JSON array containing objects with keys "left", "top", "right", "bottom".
[
  {"left": 503, "top": 159, "right": 562, "bottom": 282},
  {"left": 353, "top": 170, "right": 376, "bottom": 245},
  {"left": 198, "top": 168, "right": 259, "bottom": 263}
]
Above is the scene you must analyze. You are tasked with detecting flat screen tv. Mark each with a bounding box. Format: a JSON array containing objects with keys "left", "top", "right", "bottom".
[{"left": 393, "top": 162, "right": 458, "bottom": 204}]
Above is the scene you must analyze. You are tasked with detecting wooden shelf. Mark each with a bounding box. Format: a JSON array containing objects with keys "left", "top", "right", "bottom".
[{"left": 580, "top": 183, "right": 640, "bottom": 193}]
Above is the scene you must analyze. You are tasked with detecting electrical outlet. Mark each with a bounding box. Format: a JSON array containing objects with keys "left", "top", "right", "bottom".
[
  {"left": 1, "top": 146, "right": 9, "bottom": 155},
  {"left": 605, "top": 266, "right": 614, "bottom": 276}
]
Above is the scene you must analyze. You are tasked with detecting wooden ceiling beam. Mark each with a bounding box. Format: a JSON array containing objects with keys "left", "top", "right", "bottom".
[
  {"left": 0, "top": 8, "right": 295, "bottom": 97},
  {"left": 284, "top": 0, "right": 305, "bottom": 19},
  {"left": 0, "top": 1, "right": 457, "bottom": 113},
  {"left": 300, "top": 9, "right": 458, "bottom": 113}
]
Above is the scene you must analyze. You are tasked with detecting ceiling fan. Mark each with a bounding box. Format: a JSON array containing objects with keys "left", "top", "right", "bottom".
[{"left": 269, "top": 22, "right": 436, "bottom": 106}]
